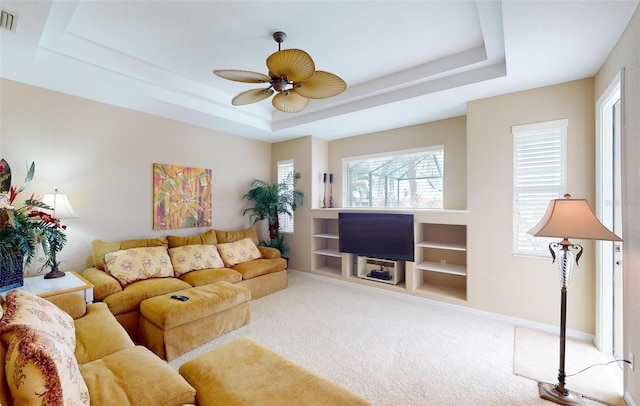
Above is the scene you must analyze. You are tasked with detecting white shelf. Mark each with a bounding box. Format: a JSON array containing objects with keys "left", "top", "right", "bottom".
[
  {"left": 416, "top": 241, "right": 466, "bottom": 251},
  {"left": 313, "top": 248, "right": 342, "bottom": 258},
  {"left": 415, "top": 261, "right": 466, "bottom": 276},
  {"left": 313, "top": 233, "right": 339, "bottom": 239}
]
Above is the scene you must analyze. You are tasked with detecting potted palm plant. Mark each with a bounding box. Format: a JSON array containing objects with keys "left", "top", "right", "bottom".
[
  {"left": 0, "top": 159, "right": 67, "bottom": 290},
  {"left": 242, "top": 171, "right": 303, "bottom": 256}
]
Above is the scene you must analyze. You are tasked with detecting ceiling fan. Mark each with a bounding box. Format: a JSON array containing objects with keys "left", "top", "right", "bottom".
[{"left": 214, "top": 31, "right": 347, "bottom": 113}]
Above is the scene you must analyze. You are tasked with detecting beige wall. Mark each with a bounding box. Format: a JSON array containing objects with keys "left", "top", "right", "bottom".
[
  {"left": 0, "top": 79, "right": 272, "bottom": 273},
  {"left": 595, "top": 4, "right": 640, "bottom": 403},
  {"left": 326, "top": 117, "right": 467, "bottom": 210},
  {"left": 271, "top": 135, "right": 315, "bottom": 272},
  {"left": 467, "top": 79, "right": 597, "bottom": 332}
]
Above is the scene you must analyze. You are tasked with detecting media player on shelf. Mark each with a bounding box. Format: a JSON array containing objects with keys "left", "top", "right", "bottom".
[{"left": 368, "top": 271, "right": 392, "bottom": 281}]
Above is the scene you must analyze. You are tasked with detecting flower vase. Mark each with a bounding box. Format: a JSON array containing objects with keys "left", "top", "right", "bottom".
[{"left": 0, "top": 254, "right": 24, "bottom": 292}]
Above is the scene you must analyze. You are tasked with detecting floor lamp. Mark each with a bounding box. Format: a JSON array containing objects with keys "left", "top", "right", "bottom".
[{"left": 528, "top": 194, "right": 621, "bottom": 406}]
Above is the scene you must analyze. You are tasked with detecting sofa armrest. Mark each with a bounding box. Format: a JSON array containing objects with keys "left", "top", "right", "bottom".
[
  {"left": 257, "top": 246, "right": 281, "bottom": 259},
  {"left": 46, "top": 293, "right": 88, "bottom": 319},
  {"left": 81, "top": 267, "right": 123, "bottom": 301}
]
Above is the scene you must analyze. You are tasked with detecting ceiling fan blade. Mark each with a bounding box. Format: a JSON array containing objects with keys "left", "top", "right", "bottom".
[
  {"left": 266, "top": 49, "right": 315, "bottom": 83},
  {"left": 272, "top": 90, "right": 309, "bottom": 113},
  {"left": 214, "top": 70, "right": 271, "bottom": 83},
  {"left": 294, "top": 71, "right": 347, "bottom": 99},
  {"left": 232, "top": 88, "right": 275, "bottom": 106}
]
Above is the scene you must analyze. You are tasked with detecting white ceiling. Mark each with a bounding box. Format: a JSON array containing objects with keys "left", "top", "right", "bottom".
[{"left": 1, "top": 0, "right": 638, "bottom": 143}]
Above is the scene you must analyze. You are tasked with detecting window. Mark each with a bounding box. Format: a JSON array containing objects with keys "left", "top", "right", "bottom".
[
  {"left": 513, "top": 119, "right": 568, "bottom": 256},
  {"left": 343, "top": 147, "right": 444, "bottom": 208},
  {"left": 277, "top": 160, "right": 294, "bottom": 233}
]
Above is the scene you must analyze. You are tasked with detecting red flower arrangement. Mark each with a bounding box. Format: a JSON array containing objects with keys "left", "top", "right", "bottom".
[{"left": 0, "top": 159, "right": 67, "bottom": 277}]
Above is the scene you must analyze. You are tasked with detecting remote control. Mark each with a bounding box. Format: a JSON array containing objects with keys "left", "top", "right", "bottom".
[{"left": 170, "top": 295, "right": 189, "bottom": 302}]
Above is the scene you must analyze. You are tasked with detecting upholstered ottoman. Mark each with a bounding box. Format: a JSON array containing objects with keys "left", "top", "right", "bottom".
[
  {"left": 139, "top": 282, "right": 251, "bottom": 361},
  {"left": 178, "top": 337, "right": 370, "bottom": 406}
]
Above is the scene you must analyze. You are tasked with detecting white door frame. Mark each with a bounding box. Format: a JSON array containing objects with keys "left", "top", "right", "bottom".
[{"left": 594, "top": 70, "right": 622, "bottom": 353}]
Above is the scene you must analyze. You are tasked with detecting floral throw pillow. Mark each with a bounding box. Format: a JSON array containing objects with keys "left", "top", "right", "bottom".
[
  {"left": 0, "top": 290, "right": 89, "bottom": 406},
  {"left": 168, "top": 244, "right": 226, "bottom": 276},
  {"left": 0, "top": 290, "right": 76, "bottom": 350},
  {"left": 3, "top": 328, "right": 89, "bottom": 406},
  {"left": 104, "top": 246, "right": 174, "bottom": 287},
  {"left": 216, "top": 237, "right": 262, "bottom": 267}
]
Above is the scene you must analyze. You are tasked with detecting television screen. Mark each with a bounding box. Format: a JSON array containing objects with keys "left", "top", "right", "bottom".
[{"left": 338, "top": 213, "right": 414, "bottom": 262}]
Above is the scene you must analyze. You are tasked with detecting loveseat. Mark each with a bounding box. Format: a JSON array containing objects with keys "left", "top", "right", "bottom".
[
  {"left": 0, "top": 290, "right": 196, "bottom": 406},
  {"left": 81, "top": 227, "right": 287, "bottom": 340}
]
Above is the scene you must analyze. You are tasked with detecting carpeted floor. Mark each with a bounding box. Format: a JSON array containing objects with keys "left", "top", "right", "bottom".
[
  {"left": 169, "top": 271, "right": 623, "bottom": 405},
  {"left": 513, "top": 326, "right": 624, "bottom": 406}
]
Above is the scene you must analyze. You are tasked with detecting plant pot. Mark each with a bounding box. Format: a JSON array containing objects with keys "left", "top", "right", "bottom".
[{"left": 0, "top": 254, "right": 24, "bottom": 292}]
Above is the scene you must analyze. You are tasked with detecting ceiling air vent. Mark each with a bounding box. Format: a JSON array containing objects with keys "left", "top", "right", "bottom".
[{"left": 1, "top": 9, "right": 17, "bottom": 32}]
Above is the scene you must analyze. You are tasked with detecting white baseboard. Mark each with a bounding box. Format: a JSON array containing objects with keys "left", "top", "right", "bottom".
[
  {"left": 625, "top": 391, "right": 638, "bottom": 406},
  {"left": 289, "top": 269, "right": 594, "bottom": 342}
]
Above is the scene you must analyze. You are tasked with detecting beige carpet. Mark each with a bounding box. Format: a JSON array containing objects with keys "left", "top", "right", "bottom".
[
  {"left": 513, "top": 326, "right": 624, "bottom": 406},
  {"left": 168, "top": 271, "right": 624, "bottom": 405}
]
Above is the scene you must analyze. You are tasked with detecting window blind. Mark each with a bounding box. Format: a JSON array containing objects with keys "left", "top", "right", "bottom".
[
  {"left": 277, "top": 160, "right": 294, "bottom": 233},
  {"left": 513, "top": 120, "right": 568, "bottom": 256}
]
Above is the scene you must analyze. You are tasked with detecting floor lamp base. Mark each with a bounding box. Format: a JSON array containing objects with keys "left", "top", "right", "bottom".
[{"left": 538, "top": 382, "right": 584, "bottom": 406}]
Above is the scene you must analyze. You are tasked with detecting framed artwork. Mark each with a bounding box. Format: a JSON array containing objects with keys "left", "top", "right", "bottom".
[{"left": 153, "top": 163, "right": 212, "bottom": 230}]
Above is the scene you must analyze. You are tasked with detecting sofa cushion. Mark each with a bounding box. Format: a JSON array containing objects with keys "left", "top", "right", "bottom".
[
  {"left": 217, "top": 238, "right": 263, "bottom": 267},
  {"left": 233, "top": 257, "right": 288, "bottom": 280},
  {"left": 81, "top": 267, "right": 123, "bottom": 301},
  {"left": 168, "top": 244, "right": 225, "bottom": 276},
  {"left": 105, "top": 246, "right": 174, "bottom": 287},
  {"left": 0, "top": 290, "right": 76, "bottom": 350},
  {"left": 80, "top": 345, "right": 196, "bottom": 406},
  {"left": 140, "top": 282, "right": 251, "bottom": 330},
  {"left": 73, "top": 303, "right": 135, "bottom": 364},
  {"left": 215, "top": 226, "right": 260, "bottom": 245},
  {"left": 103, "top": 278, "right": 192, "bottom": 316},
  {"left": 166, "top": 229, "right": 218, "bottom": 248},
  {"left": 179, "top": 268, "right": 242, "bottom": 287},
  {"left": 92, "top": 237, "right": 168, "bottom": 271},
  {"left": 4, "top": 328, "right": 90, "bottom": 406}
]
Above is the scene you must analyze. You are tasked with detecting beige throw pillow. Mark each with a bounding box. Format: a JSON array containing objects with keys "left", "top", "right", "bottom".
[
  {"left": 168, "top": 244, "right": 226, "bottom": 276},
  {"left": 216, "top": 238, "right": 262, "bottom": 267},
  {"left": 0, "top": 290, "right": 89, "bottom": 406},
  {"left": 104, "top": 246, "right": 174, "bottom": 287}
]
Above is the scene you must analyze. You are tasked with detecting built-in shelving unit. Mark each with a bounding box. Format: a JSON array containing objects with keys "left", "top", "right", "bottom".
[
  {"left": 414, "top": 222, "right": 467, "bottom": 300},
  {"left": 309, "top": 209, "right": 468, "bottom": 304},
  {"left": 311, "top": 217, "right": 342, "bottom": 276}
]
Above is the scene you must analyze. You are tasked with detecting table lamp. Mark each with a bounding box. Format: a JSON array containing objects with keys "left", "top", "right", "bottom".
[{"left": 42, "top": 189, "right": 79, "bottom": 279}]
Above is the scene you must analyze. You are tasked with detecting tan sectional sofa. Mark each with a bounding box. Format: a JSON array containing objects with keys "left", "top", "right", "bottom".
[
  {"left": 0, "top": 291, "right": 196, "bottom": 406},
  {"left": 81, "top": 227, "right": 287, "bottom": 340}
]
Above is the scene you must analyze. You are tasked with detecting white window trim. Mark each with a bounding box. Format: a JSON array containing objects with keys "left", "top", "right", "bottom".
[{"left": 512, "top": 119, "right": 568, "bottom": 257}]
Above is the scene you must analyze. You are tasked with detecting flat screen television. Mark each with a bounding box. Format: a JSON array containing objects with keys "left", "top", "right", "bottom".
[{"left": 338, "top": 213, "right": 414, "bottom": 262}]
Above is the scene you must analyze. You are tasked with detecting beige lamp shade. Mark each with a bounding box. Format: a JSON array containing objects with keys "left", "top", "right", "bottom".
[
  {"left": 42, "top": 191, "right": 79, "bottom": 219},
  {"left": 528, "top": 194, "right": 621, "bottom": 241}
]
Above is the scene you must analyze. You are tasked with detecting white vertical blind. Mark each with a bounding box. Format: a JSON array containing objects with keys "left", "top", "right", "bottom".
[
  {"left": 513, "top": 119, "right": 568, "bottom": 256},
  {"left": 278, "top": 160, "right": 294, "bottom": 233}
]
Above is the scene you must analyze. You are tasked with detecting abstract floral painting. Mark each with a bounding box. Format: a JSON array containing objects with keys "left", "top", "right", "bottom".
[{"left": 153, "top": 163, "right": 212, "bottom": 230}]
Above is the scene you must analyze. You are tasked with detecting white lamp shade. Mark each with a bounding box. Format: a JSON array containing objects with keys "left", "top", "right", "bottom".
[
  {"left": 42, "top": 193, "right": 79, "bottom": 219},
  {"left": 528, "top": 195, "right": 621, "bottom": 241}
]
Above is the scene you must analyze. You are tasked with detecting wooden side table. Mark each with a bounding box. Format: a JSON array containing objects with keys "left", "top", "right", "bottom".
[{"left": 20, "top": 271, "right": 94, "bottom": 303}]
